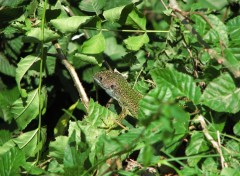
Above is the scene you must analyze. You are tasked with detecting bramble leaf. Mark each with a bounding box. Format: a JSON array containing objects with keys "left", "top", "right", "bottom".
[
  {"left": 50, "top": 16, "right": 91, "bottom": 34},
  {"left": 80, "top": 32, "right": 106, "bottom": 54},
  {"left": 11, "top": 89, "right": 39, "bottom": 130},
  {"left": 151, "top": 68, "right": 201, "bottom": 104},
  {"left": 201, "top": 73, "right": 240, "bottom": 113},
  {"left": 124, "top": 33, "right": 149, "bottom": 51}
]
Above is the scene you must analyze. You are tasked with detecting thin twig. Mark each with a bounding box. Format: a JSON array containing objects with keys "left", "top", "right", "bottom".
[
  {"left": 217, "top": 131, "right": 229, "bottom": 167},
  {"left": 52, "top": 40, "right": 89, "bottom": 109},
  {"left": 197, "top": 115, "right": 227, "bottom": 169},
  {"left": 81, "top": 27, "right": 169, "bottom": 33},
  {"left": 160, "top": 0, "right": 168, "bottom": 10}
]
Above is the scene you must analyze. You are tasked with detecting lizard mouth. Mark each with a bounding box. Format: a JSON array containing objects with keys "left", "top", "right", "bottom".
[{"left": 93, "top": 77, "right": 107, "bottom": 90}]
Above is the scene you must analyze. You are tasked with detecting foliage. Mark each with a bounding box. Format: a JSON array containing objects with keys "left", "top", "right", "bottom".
[{"left": 0, "top": 0, "right": 240, "bottom": 175}]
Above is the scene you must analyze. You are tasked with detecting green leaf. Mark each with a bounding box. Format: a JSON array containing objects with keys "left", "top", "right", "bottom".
[
  {"left": 63, "top": 132, "right": 90, "bottom": 171},
  {"left": 125, "top": 7, "right": 146, "bottom": 30},
  {"left": 142, "top": 145, "right": 154, "bottom": 166},
  {"left": 21, "top": 162, "right": 46, "bottom": 175},
  {"left": 80, "top": 32, "right": 105, "bottom": 54},
  {"left": 50, "top": 16, "right": 92, "bottom": 34},
  {"left": 47, "top": 159, "right": 64, "bottom": 173},
  {"left": 201, "top": 73, "right": 240, "bottom": 113},
  {"left": 0, "top": 87, "right": 20, "bottom": 122},
  {"left": 54, "top": 101, "right": 79, "bottom": 137},
  {"left": 150, "top": 68, "right": 201, "bottom": 104},
  {"left": 74, "top": 53, "right": 100, "bottom": 65},
  {"left": 49, "top": 136, "right": 69, "bottom": 163},
  {"left": 103, "top": 5, "right": 125, "bottom": 22},
  {"left": 227, "top": 16, "right": 240, "bottom": 46},
  {"left": 104, "top": 37, "right": 127, "bottom": 59},
  {"left": 96, "top": 127, "right": 144, "bottom": 156},
  {"left": 180, "top": 167, "right": 202, "bottom": 176},
  {"left": 13, "top": 128, "right": 46, "bottom": 158},
  {"left": 86, "top": 99, "right": 118, "bottom": 128},
  {"left": 15, "top": 55, "right": 40, "bottom": 97},
  {"left": 79, "top": 0, "right": 106, "bottom": 15},
  {"left": 0, "top": 130, "right": 11, "bottom": 145},
  {"left": 233, "top": 121, "right": 240, "bottom": 136},
  {"left": 124, "top": 33, "right": 149, "bottom": 51},
  {"left": 0, "top": 147, "right": 25, "bottom": 176},
  {"left": 0, "top": 53, "right": 16, "bottom": 77},
  {"left": 11, "top": 89, "right": 39, "bottom": 130},
  {"left": 207, "top": 15, "right": 228, "bottom": 46},
  {"left": 23, "top": 28, "right": 60, "bottom": 43},
  {"left": 191, "top": 0, "right": 228, "bottom": 11},
  {"left": 202, "top": 158, "right": 219, "bottom": 175},
  {"left": 186, "top": 131, "right": 209, "bottom": 166},
  {"left": 167, "top": 23, "right": 178, "bottom": 42},
  {"left": 139, "top": 86, "right": 175, "bottom": 121},
  {"left": 134, "top": 80, "right": 149, "bottom": 95},
  {"left": 221, "top": 168, "right": 239, "bottom": 176},
  {"left": 223, "top": 48, "right": 240, "bottom": 74}
]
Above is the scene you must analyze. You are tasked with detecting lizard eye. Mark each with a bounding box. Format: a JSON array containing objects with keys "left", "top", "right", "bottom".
[
  {"left": 110, "top": 84, "right": 115, "bottom": 89},
  {"left": 98, "top": 76, "right": 102, "bottom": 81}
]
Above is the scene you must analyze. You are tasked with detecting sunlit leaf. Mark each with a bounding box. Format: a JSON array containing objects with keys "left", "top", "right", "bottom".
[
  {"left": 150, "top": 68, "right": 201, "bottom": 104},
  {"left": 233, "top": 121, "right": 240, "bottom": 136},
  {"left": 0, "top": 147, "right": 25, "bottom": 176},
  {"left": 23, "top": 28, "right": 60, "bottom": 43},
  {"left": 125, "top": 8, "right": 146, "bottom": 30},
  {"left": 54, "top": 101, "right": 79, "bottom": 137},
  {"left": 80, "top": 32, "right": 105, "bottom": 54},
  {"left": 201, "top": 73, "right": 240, "bottom": 113},
  {"left": 74, "top": 53, "right": 100, "bottom": 65},
  {"left": 15, "top": 55, "right": 40, "bottom": 97},
  {"left": 186, "top": 131, "right": 209, "bottom": 166},
  {"left": 103, "top": 5, "right": 125, "bottom": 22},
  {"left": 104, "top": 37, "right": 127, "bottom": 59},
  {"left": 13, "top": 128, "right": 46, "bottom": 157},
  {"left": 49, "top": 136, "right": 69, "bottom": 162},
  {"left": 227, "top": 16, "right": 240, "bottom": 46},
  {"left": 50, "top": 16, "right": 92, "bottom": 34},
  {"left": 63, "top": 132, "right": 90, "bottom": 171},
  {"left": 86, "top": 99, "right": 118, "bottom": 128},
  {"left": 124, "top": 33, "right": 149, "bottom": 51},
  {"left": 221, "top": 168, "right": 239, "bottom": 176},
  {"left": 79, "top": 0, "right": 106, "bottom": 15},
  {"left": 207, "top": 15, "right": 228, "bottom": 46}
]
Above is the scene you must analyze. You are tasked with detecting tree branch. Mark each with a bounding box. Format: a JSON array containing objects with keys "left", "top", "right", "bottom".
[
  {"left": 197, "top": 115, "right": 228, "bottom": 168},
  {"left": 52, "top": 40, "right": 89, "bottom": 109}
]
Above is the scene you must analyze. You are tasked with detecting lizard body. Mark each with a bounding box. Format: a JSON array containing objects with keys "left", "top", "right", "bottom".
[{"left": 94, "top": 70, "right": 142, "bottom": 118}]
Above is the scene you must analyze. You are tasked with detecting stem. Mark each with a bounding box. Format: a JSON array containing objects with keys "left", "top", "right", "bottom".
[
  {"left": 81, "top": 27, "right": 169, "bottom": 33},
  {"left": 36, "top": 0, "right": 47, "bottom": 163}
]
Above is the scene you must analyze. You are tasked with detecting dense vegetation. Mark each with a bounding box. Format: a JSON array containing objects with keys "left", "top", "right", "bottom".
[{"left": 0, "top": 0, "right": 240, "bottom": 175}]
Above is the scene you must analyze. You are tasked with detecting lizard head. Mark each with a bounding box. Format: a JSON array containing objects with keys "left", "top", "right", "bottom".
[{"left": 93, "top": 70, "right": 129, "bottom": 102}]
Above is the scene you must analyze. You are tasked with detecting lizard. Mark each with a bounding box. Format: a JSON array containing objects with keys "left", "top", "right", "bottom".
[{"left": 93, "top": 70, "right": 143, "bottom": 126}]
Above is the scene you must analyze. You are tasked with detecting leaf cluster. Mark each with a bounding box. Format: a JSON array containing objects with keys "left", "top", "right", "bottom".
[{"left": 0, "top": 0, "right": 240, "bottom": 175}]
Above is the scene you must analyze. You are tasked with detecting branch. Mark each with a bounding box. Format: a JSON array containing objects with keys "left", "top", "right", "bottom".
[
  {"left": 169, "top": 0, "right": 240, "bottom": 78},
  {"left": 52, "top": 40, "right": 89, "bottom": 109},
  {"left": 197, "top": 115, "right": 228, "bottom": 169}
]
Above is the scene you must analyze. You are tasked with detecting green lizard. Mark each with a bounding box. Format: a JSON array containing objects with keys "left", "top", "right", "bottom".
[{"left": 93, "top": 70, "right": 143, "bottom": 121}]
